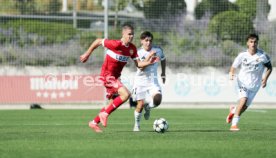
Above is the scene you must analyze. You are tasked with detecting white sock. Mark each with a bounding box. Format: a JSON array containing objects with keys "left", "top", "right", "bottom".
[
  {"left": 134, "top": 111, "right": 142, "bottom": 126},
  {"left": 231, "top": 115, "right": 240, "bottom": 126}
]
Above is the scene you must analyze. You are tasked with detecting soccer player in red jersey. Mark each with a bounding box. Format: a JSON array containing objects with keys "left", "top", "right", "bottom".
[{"left": 80, "top": 24, "right": 156, "bottom": 132}]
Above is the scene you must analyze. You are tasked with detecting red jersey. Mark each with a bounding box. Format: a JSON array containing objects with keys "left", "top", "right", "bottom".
[{"left": 100, "top": 39, "right": 138, "bottom": 79}]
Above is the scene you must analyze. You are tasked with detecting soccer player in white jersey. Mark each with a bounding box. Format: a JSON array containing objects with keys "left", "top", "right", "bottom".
[
  {"left": 131, "top": 31, "right": 166, "bottom": 131},
  {"left": 226, "top": 33, "right": 272, "bottom": 131}
]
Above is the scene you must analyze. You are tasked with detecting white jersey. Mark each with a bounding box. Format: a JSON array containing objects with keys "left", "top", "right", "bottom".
[
  {"left": 232, "top": 49, "right": 270, "bottom": 92},
  {"left": 134, "top": 46, "right": 165, "bottom": 87}
]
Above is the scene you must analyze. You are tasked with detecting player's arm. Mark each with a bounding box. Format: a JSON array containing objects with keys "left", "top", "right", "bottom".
[
  {"left": 229, "top": 53, "right": 242, "bottom": 80},
  {"left": 161, "top": 58, "right": 166, "bottom": 83},
  {"left": 229, "top": 67, "right": 236, "bottom": 80},
  {"left": 262, "top": 62, "right": 273, "bottom": 88},
  {"left": 136, "top": 50, "right": 157, "bottom": 68},
  {"left": 134, "top": 59, "right": 151, "bottom": 69},
  {"left": 80, "top": 38, "right": 103, "bottom": 63}
]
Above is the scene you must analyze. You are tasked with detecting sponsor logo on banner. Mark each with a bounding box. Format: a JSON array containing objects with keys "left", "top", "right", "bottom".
[
  {"left": 266, "top": 80, "right": 276, "bottom": 97},
  {"left": 174, "top": 79, "right": 191, "bottom": 96},
  {"left": 204, "top": 80, "right": 220, "bottom": 96},
  {"left": 0, "top": 75, "right": 104, "bottom": 103}
]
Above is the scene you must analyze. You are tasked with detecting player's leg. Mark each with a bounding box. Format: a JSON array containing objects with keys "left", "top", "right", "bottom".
[
  {"left": 144, "top": 86, "right": 162, "bottom": 120},
  {"left": 129, "top": 97, "right": 137, "bottom": 108},
  {"left": 229, "top": 86, "right": 247, "bottom": 131},
  {"left": 133, "top": 88, "right": 147, "bottom": 131},
  {"left": 88, "top": 107, "right": 105, "bottom": 133},
  {"left": 226, "top": 105, "right": 236, "bottom": 123},
  {"left": 89, "top": 79, "right": 123, "bottom": 132},
  {"left": 240, "top": 91, "right": 256, "bottom": 115},
  {"left": 133, "top": 100, "right": 145, "bottom": 131},
  {"left": 226, "top": 84, "right": 245, "bottom": 124},
  {"left": 89, "top": 98, "right": 114, "bottom": 132},
  {"left": 99, "top": 86, "right": 130, "bottom": 127},
  {"left": 105, "top": 87, "right": 130, "bottom": 113},
  {"left": 129, "top": 87, "right": 138, "bottom": 108},
  {"left": 230, "top": 90, "right": 257, "bottom": 131},
  {"left": 89, "top": 89, "right": 116, "bottom": 131},
  {"left": 152, "top": 93, "right": 162, "bottom": 107},
  {"left": 148, "top": 85, "right": 162, "bottom": 108},
  {"left": 230, "top": 97, "right": 247, "bottom": 131}
]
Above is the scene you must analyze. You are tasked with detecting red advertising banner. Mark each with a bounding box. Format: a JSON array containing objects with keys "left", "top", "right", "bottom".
[{"left": 0, "top": 74, "right": 105, "bottom": 103}]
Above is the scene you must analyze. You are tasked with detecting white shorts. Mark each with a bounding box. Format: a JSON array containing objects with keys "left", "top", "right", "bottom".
[
  {"left": 238, "top": 86, "right": 258, "bottom": 106},
  {"left": 132, "top": 84, "right": 162, "bottom": 101}
]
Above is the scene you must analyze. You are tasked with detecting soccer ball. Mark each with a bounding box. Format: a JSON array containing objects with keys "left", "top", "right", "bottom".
[{"left": 153, "top": 118, "right": 169, "bottom": 133}]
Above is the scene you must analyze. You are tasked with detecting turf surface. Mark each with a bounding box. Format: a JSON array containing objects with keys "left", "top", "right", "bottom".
[{"left": 0, "top": 109, "right": 276, "bottom": 158}]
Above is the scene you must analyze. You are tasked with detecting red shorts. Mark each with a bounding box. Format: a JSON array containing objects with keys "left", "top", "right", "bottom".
[{"left": 102, "top": 77, "right": 123, "bottom": 99}]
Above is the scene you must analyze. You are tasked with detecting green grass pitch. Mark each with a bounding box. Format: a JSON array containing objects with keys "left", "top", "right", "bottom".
[{"left": 0, "top": 108, "right": 276, "bottom": 158}]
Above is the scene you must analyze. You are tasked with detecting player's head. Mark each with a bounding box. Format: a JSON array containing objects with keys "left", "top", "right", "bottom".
[
  {"left": 140, "top": 31, "right": 153, "bottom": 51},
  {"left": 121, "top": 23, "right": 134, "bottom": 45},
  {"left": 246, "top": 33, "right": 259, "bottom": 51},
  {"left": 246, "top": 33, "right": 259, "bottom": 41}
]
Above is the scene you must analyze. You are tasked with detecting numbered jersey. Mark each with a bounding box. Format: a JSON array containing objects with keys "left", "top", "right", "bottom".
[
  {"left": 101, "top": 39, "right": 138, "bottom": 79},
  {"left": 232, "top": 49, "right": 270, "bottom": 92}
]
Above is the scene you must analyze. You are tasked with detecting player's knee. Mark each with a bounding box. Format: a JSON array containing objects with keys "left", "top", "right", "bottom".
[
  {"left": 119, "top": 88, "right": 131, "bottom": 101},
  {"left": 125, "top": 92, "right": 131, "bottom": 98},
  {"left": 122, "top": 92, "right": 130, "bottom": 101},
  {"left": 242, "top": 105, "right": 248, "bottom": 112},
  {"left": 138, "top": 102, "right": 145, "bottom": 111},
  {"left": 154, "top": 101, "right": 161, "bottom": 106},
  {"left": 153, "top": 94, "right": 162, "bottom": 106}
]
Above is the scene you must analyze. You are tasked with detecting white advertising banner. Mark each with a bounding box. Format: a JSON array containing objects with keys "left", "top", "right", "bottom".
[{"left": 121, "top": 68, "right": 276, "bottom": 103}]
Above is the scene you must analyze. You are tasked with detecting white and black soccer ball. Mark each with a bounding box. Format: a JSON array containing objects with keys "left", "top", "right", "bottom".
[{"left": 153, "top": 118, "right": 169, "bottom": 133}]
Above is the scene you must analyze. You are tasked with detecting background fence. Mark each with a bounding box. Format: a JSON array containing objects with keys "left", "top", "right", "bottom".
[
  {"left": 0, "top": 0, "right": 275, "bottom": 68},
  {"left": 0, "top": 0, "right": 275, "bottom": 105}
]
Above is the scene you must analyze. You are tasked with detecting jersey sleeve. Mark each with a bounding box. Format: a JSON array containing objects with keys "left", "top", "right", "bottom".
[
  {"left": 158, "top": 47, "right": 166, "bottom": 61},
  {"left": 232, "top": 53, "right": 243, "bottom": 68},
  {"left": 262, "top": 53, "right": 271, "bottom": 64},
  {"left": 102, "top": 39, "right": 120, "bottom": 50},
  {"left": 152, "top": 46, "right": 165, "bottom": 61}
]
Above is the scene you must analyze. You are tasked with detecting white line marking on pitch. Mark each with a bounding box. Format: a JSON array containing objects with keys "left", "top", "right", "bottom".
[{"left": 0, "top": 122, "right": 223, "bottom": 126}]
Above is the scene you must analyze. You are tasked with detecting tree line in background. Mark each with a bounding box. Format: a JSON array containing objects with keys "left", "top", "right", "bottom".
[
  {"left": 0, "top": 0, "right": 271, "bottom": 42},
  {"left": 0, "top": 0, "right": 275, "bottom": 67}
]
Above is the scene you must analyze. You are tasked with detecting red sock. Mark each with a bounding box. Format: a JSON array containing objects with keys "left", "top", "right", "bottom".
[
  {"left": 105, "top": 96, "right": 123, "bottom": 114},
  {"left": 92, "top": 107, "right": 105, "bottom": 124}
]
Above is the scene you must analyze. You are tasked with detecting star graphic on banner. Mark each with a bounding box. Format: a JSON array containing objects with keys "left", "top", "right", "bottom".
[
  {"left": 36, "top": 92, "right": 42, "bottom": 97},
  {"left": 43, "top": 92, "right": 49, "bottom": 98},
  {"left": 35, "top": 91, "right": 72, "bottom": 99},
  {"left": 66, "top": 91, "right": 71, "bottom": 97},
  {"left": 51, "top": 92, "right": 57, "bottom": 99},
  {"left": 59, "top": 92, "right": 65, "bottom": 98}
]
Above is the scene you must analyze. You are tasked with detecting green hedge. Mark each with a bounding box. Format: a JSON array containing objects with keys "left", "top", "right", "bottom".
[
  {"left": 0, "top": 20, "right": 77, "bottom": 46},
  {"left": 208, "top": 11, "right": 254, "bottom": 43}
]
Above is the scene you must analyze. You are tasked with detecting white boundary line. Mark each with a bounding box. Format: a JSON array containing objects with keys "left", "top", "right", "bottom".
[{"left": 0, "top": 103, "right": 276, "bottom": 110}]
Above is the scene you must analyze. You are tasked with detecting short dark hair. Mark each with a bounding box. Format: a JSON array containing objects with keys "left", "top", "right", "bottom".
[
  {"left": 140, "top": 31, "right": 153, "bottom": 40},
  {"left": 122, "top": 23, "right": 134, "bottom": 30},
  {"left": 247, "top": 33, "right": 259, "bottom": 41}
]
